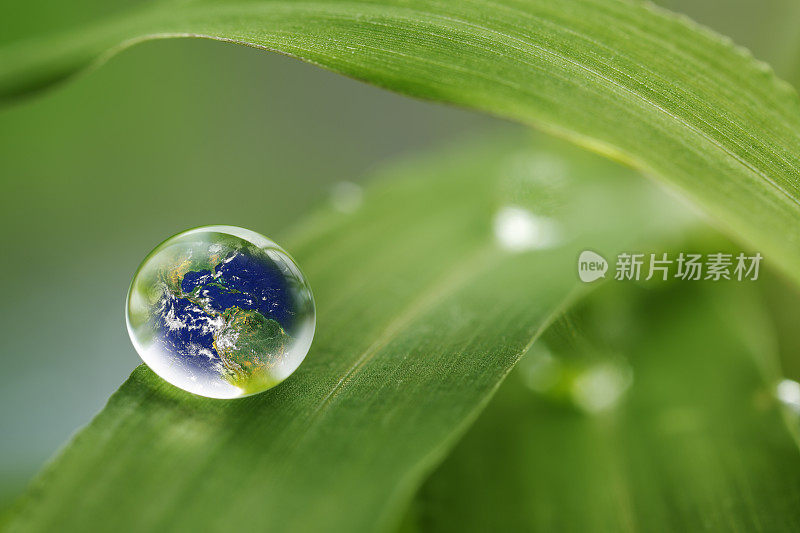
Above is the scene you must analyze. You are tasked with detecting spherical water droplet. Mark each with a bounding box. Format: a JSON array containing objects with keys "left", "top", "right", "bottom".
[
  {"left": 126, "top": 225, "right": 315, "bottom": 399},
  {"left": 493, "top": 206, "right": 560, "bottom": 252},
  {"left": 330, "top": 181, "right": 363, "bottom": 213},
  {"left": 776, "top": 379, "right": 800, "bottom": 412}
]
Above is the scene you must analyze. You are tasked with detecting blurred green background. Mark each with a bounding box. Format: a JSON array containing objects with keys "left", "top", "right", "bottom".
[{"left": 1, "top": 0, "right": 799, "bottom": 507}]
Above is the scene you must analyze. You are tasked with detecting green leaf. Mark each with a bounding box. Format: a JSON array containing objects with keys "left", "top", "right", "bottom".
[
  {"left": 2, "top": 0, "right": 800, "bottom": 285},
  {"left": 413, "top": 281, "right": 800, "bottom": 531},
  {"left": 2, "top": 134, "right": 683, "bottom": 531}
]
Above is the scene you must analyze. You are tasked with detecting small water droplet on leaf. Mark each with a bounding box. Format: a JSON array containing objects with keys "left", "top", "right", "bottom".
[
  {"left": 330, "top": 181, "right": 363, "bottom": 214},
  {"left": 493, "top": 206, "right": 560, "bottom": 252}
]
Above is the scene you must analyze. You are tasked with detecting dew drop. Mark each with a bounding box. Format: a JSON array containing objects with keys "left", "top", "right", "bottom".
[
  {"left": 330, "top": 181, "right": 363, "bottom": 214},
  {"left": 776, "top": 379, "right": 800, "bottom": 412},
  {"left": 126, "top": 225, "right": 315, "bottom": 399},
  {"left": 519, "top": 346, "right": 562, "bottom": 393},
  {"left": 519, "top": 344, "right": 632, "bottom": 415},
  {"left": 493, "top": 206, "right": 560, "bottom": 252},
  {"left": 570, "top": 362, "right": 632, "bottom": 414}
]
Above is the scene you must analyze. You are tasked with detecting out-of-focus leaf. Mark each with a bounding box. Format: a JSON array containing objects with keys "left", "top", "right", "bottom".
[
  {"left": 2, "top": 134, "right": 683, "bottom": 532},
  {"left": 2, "top": 0, "right": 800, "bottom": 286},
  {"left": 413, "top": 281, "right": 800, "bottom": 531}
]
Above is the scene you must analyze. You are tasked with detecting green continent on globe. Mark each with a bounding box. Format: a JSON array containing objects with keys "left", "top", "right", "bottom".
[
  {"left": 213, "top": 306, "right": 291, "bottom": 393},
  {"left": 128, "top": 228, "right": 313, "bottom": 399}
]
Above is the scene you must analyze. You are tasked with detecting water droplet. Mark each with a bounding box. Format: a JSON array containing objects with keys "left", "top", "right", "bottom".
[
  {"left": 330, "top": 181, "right": 363, "bottom": 213},
  {"left": 493, "top": 206, "right": 560, "bottom": 252},
  {"left": 520, "top": 346, "right": 562, "bottom": 393},
  {"left": 519, "top": 343, "right": 632, "bottom": 415},
  {"left": 776, "top": 379, "right": 800, "bottom": 412},
  {"left": 126, "top": 225, "right": 315, "bottom": 399},
  {"left": 571, "top": 361, "right": 632, "bottom": 414}
]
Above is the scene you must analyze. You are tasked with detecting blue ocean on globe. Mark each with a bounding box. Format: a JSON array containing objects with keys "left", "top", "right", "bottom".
[
  {"left": 126, "top": 226, "right": 315, "bottom": 399},
  {"left": 155, "top": 251, "right": 293, "bottom": 375}
]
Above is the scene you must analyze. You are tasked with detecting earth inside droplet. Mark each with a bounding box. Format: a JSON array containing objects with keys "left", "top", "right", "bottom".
[{"left": 126, "top": 225, "right": 315, "bottom": 399}]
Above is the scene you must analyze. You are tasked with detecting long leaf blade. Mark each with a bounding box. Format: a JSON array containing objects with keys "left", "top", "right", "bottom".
[
  {"left": 3, "top": 135, "right": 680, "bottom": 531},
  {"left": 414, "top": 281, "right": 800, "bottom": 531},
  {"left": 2, "top": 0, "right": 800, "bottom": 283}
]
